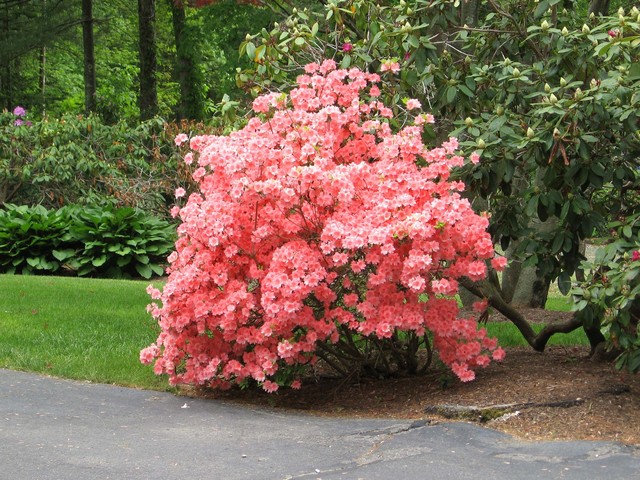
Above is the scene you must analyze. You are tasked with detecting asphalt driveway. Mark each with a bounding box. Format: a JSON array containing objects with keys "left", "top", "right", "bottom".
[{"left": 1, "top": 369, "right": 639, "bottom": 479}]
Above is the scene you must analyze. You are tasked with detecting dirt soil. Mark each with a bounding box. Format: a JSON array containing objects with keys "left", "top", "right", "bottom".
[{"left": 194, "top": 309, "right": 640, "bottom": 446}]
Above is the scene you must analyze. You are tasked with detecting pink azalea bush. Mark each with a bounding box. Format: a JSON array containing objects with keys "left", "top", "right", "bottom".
[{"left": 142, "top": 60, "right": 505, "bottom": 391}]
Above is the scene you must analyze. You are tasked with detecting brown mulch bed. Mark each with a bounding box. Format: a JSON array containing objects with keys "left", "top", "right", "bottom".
[{"left": 186, "top": 308, "right": 640, "bottom": 446}]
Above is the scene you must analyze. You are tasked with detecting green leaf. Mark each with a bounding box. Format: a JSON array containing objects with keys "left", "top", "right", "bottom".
[
  {"left": 92, "top": 255, "right": 107, "bottom": 267},
  {"left": 52, "top": 249, "right": 76, "bottom": 261},
  {"left": 533, "top": 0, "right": 549, "bottom": 17},
  {"left": 135, "top": 263, "right": 153, "bottom": 279},
  {"left": 445, "top": 86, "right": 457, "bottom": 104}
]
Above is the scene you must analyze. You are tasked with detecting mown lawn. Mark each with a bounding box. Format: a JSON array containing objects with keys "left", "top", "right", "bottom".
[{"left": 0, "top": 274, "right": 586, "bottom": 388}]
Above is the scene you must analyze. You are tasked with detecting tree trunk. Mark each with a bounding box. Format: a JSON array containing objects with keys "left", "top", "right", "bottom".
[
  {"left": 588, "top": 0, "right": 610, "bottom": 15},
  {"left": 460, "top": 0, "right": 480, "bottom": 26},
  {"left": 0, "top": 1, "right": 11, "bottom": 111},
  {"left": 39, "top": 45, "right": 46, "bottom": 114},
  {"left": 138, "top": 0, "right": 158, "bottom": 120},
  {"left": 82, "top": 0, "right": 97, "bottom": 114},
  {"left": 168, "top": 0, "right": 203, "bottom": 120}
]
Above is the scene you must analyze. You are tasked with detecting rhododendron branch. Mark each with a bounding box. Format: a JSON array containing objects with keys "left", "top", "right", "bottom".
[
  {"left": 460, "top": 276, "right": 585, "bottom": 351},
  {"left": 316, "top": 343, "right": 355, "bottom": 377},
  {"left": 418, "top": 335, "right": 433, "bottom": 374}
]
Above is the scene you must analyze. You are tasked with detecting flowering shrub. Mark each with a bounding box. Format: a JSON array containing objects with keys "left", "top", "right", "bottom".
[{"left": 142, "top": 61, "right": 505, "bottom": 391}]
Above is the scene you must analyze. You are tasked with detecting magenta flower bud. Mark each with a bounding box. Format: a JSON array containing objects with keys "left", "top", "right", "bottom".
[{"left": 342, "top": 43, "right": 353, "bottom": 52}]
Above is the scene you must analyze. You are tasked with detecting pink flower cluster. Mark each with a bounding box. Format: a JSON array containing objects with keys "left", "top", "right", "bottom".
[{"left": 141, "top": 60, "right": 505, "bottom": 391}]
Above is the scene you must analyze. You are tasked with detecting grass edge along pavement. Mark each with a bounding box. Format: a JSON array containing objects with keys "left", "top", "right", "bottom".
[{"left": 0, "top": 274, "right": 585, "bottom": 390}]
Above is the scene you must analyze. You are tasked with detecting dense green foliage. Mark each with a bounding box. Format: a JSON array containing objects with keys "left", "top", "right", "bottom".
[
  {"left": 0, "top": 108, "right": 205, "bottom": 215},
  {"left": 0, "top": 204, "right": 175, "bottom": 279},
  {"left": 573, "top": 211, "right": 640, "bottom": 372}
]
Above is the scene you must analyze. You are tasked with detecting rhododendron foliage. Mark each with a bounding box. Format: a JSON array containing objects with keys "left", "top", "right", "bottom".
[{"left": 142, "top": 60, "right": 506, "bottom": 391}]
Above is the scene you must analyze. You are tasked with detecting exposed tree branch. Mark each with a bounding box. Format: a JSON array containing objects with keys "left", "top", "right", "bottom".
[{"left": 460, "top": 277, "right": 588, "bottom": 352}]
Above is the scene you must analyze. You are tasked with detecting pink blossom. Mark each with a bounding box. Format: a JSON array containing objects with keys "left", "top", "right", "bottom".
[
  {"left": 491, "top": 256, "right": 508, "bottom": 271},
  {"left": 380, "top": 60, "right": 400, "bottom": 73},
  {"left": 406, "top": 99, "right": 421, "bottom": 110},
  {"left": 175, "top": 187, "right": 186, "bottom": 198},
  {"left": 492, "top": 347, "right": 506, "bottom": 361},
  {"left": 141, "top": 62, "right": 502, "bottom": 391},
  {"left": 415, "top": 113, "right": 435, "bottom": 125},
  {"left": 12, "top": 106, "right": 26, "bottom": 117},
  {"left": 470, "top": 152, "right": 480, "bottom": 164},
  {"left": 472, "top": 299, "right": 488, "bottom": 313},
  {"left": 342, "top": 43, "right": 353, "bottom": 52},
  {"left": 140, "top": 345, "right": 159, "bottom": 364},
  {"left": 262, "top": 380, "right": 279, "bottom": 393},
  {"left": 632, "top": 250, "right": 640, "bottom": 261},
  {"left": 174, "top": 133, "right": 189, "bottom": 146}
]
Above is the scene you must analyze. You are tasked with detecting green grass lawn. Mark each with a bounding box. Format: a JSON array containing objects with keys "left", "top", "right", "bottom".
[
  {"left": 0, "top": 274, "right": 171, "bottom": 390},
  {"left": 0, "top": 274, "right": 586, "bottom": 389}
]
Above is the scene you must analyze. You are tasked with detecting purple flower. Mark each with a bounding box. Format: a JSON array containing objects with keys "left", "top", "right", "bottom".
[
  {"left": 14, "top": 119, "right": 24, "bottom": 126},
  {"left": 13, "top": 106, "right": 26, "bottom": 117}
]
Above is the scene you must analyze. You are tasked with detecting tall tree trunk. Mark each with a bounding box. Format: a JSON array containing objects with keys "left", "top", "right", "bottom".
[
  {"left": 0, "top": 1, "right": 11, "bottom": 110},
  {"left": 168, "top": 0, "right": 203, "bottom": 120},
  {"left": 138, "top": 0, "right": 158, "bottom": 120},
  {"left": 460, "top": 0, "right": 480, "bottom": 26},
  {"left": 39, "top": 0, "right": 47, "bottom": 114},
  {"left": 82, "top": 0, "right": 96, "bottom": 114},
  {"left": 588, "top": 0, "right": 610, "bottom": 15},
  {"left": 39, "top": 45, "right": 46, "bottom": 114}
]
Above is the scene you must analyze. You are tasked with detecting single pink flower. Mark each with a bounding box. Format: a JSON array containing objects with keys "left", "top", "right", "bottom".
[
  {"left": 174, "top": 133, "right": 189, "bottom": 147},
  {"left": 472, "top": 299, "right": 488, "bottom": 313},
  {"left": 632, "top": 250, "right": 640, "bottom": 261},
  {"left": 491, "top": 256, "right": 508, "bottom": 271},
  {"left": 262, "top": 380, "right": 279, "bottom": 393},
  {"left": 175, "top": 187, "right": 186, "bottom": 198},
  {"left": 342, "top": 43, "right": 353, "bottom": 52},
  {"left": 380, "top": 60, "right": 400, "bottom": 74},
  {"left": 13, "top": 106, "right": 26, "bottom": 117},
  {"left": 406, "top": 99, "right": 421, "bottom": 110},
  {"left": 492, "top": 347, "right": 506, "bottom": 361}
]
